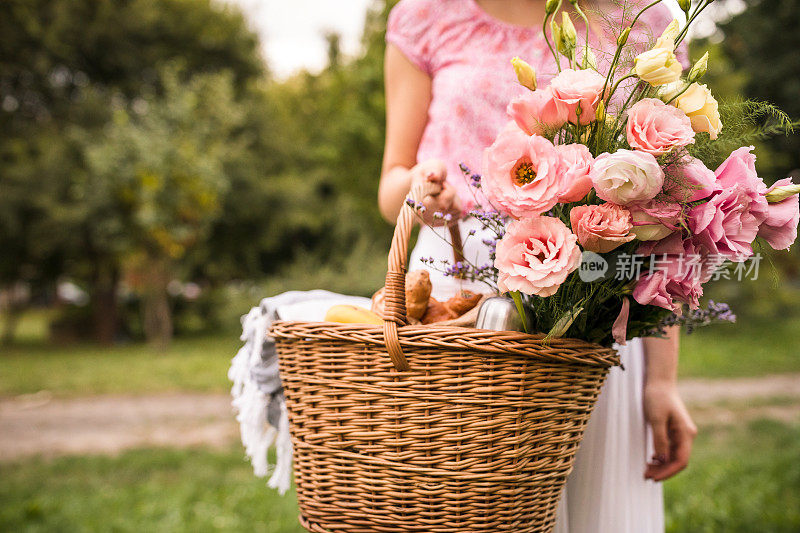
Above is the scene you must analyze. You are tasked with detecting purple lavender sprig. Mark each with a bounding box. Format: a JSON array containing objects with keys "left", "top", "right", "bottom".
[
  {"left": 459, "top": 163, "right": 482, "bottom": 189},
  {"left": 649, "top": 300, "right": 737, "bottom": 336},
  {"left": 420, "top": 257, "right": 499, "bottom": 286}
]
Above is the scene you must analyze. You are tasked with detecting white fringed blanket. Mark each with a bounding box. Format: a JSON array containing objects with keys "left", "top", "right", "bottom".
[{"left": 228, "top": 290, "right": 371, "bottom": 493}]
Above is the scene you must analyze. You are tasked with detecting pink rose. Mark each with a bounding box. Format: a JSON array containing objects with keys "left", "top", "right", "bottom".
[
  {"left": 482, "top": 123, "right": 565, "bottom": 218},
  {"left": 556, "top": 143, "right": 594, "bottom": 202},
  {"left": 569, "top": 203, "right": 635, "bottom": 253},
  {"left": 688, "top": 147, "right": 771, "bottom": 261},
  {"left": 591, "top": 149, "right": 664, "bottom": 205},
  {"left": 629, "top": 200, "right": 682, "bottom": 241},
  {"left": 664, "top": 156, "right": 717, "bottom": 202},
  {"left": 549, "top": 68, "right": 606, "bottom": 126},
  {"left": 495, "top": 216, "right": 582, "bottom": 297},
  {"left": 688, "top": 186, "right": 762, "bottom": 262},
  {"left": 507, "top": 89, "right": 568, "bottom": 136},
  {"left": 633, "top": 234, "right": 715, "bottom": 311},
  {"left": 714, "top": 146, "right": 768, "bottom": 223},
  {"left": 626, "top": 98, "right": 695, "bottom": 156},
  {"left": 627, "top": 98, "right": 694, "bottom": 155},
  {"left": 758, "top": 178, "right": 800, "bottom": 250}
]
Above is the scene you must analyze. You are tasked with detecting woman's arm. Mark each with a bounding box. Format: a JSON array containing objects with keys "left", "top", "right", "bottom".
[
  {"left": 379, "top": 44, "right": 461, "bottom": 225},
  {"left": 642, "top": 326, "right": 698, "bottom": 481}
]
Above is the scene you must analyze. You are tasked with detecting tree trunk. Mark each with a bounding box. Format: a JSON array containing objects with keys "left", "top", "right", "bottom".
[
  {"left": 141, "top": 257, "right": 173, "bottom": 351},
  {"left": 1, "top": 284, "right": 25, "bottom": 346},
  {"left": 91, "top": 263, "right": 119, "bottom": 345}
]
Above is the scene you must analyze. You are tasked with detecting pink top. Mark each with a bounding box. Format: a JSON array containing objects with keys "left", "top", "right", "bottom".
[{"left": 386, "top": 0, "right": 679, "bottom": 210}]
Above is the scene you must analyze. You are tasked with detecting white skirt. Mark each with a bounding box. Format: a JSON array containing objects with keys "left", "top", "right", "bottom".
[{"left": 410, "top": 219, "right": 664, "bottom": 533}]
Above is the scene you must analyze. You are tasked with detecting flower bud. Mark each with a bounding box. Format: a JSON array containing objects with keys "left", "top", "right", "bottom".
[
  {"left": 582, "top": 47, "right": 597, "bottom": 70},
  {"left": 511, "top": 57, "right": 537, "bottom": 90},
  {"left": 551, "top": 18, "right": 563, "bottom": 49},
  {"left": 678, "top": 0, "right": 692, "bottom": 12},
  {"left": 561, "top": 12, "right": 577, "bottom": 49},
  {"left": 595, "top": 99, "right": 606, "bottom": 122},
  {"left": 617, "top": 27, "right": 631, "bottom": 46},
  {"left": 654, "top": 19, "right": 681, "bottom": 50},
  {"left": 688, "top": 51, "right": 709, "bottom": 82},
  {"left": 766, "top": 183, "right": 800, "bottom": 202},
  {"left": 545, "top": 0, "right": 560, "bottom": 15}
]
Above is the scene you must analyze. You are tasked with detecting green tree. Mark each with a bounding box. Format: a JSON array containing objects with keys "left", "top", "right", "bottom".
[
  {"left": 713, "top": 0, "right": 800, "bottom": 180},
  {"left": 77, "top": 66, "right": 243, "bottom": 347},
  {"left": 0, "top": 0, "right": 265, "bottom": 343}
]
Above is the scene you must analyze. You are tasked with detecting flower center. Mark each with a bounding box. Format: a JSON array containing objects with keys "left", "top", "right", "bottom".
[{"left": 513, "top": 160, "right": 537, "bottom": 186}]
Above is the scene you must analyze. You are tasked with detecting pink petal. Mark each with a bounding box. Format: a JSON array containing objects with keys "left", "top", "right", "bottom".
[{"left": 612, "top": 297, "right": 630, "bottom": 346}]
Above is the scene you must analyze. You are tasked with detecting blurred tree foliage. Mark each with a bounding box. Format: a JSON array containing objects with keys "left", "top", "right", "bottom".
[
  {"left": 691, "top": 0, "right": 800, "bottom": 321},
  {"left": 700, "top": 0, "right": 800, "bottom": 181},
  {"left": 0, "top": 0, "right": 395, "bottom": 345}
]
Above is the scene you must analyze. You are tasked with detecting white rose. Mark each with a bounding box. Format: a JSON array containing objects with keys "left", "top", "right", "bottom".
[{"left": 590, "top": 150, "right": 665, "bottom": 205}]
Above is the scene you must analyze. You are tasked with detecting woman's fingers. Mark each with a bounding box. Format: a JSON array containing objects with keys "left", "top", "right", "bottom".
[
  {"left": 651, "top": 416, "right": 671, "bottom": 465},
  {"left": 645, "top": 415, "right": 697, "bottom": 481},
  {"left": 416, "top": 159, "right": 447, "bottom": 184},
  {"left": 418, "top": 183, "right": 461, "bottom": 225}
]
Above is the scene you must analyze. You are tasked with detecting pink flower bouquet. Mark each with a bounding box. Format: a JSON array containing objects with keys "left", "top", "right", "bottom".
[{"left": 412, "top": 0, "right": 799, "bottom": 345}]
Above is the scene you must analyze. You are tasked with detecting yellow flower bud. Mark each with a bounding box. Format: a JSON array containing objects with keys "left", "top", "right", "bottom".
[
  {"left": 594, "top": 99, "right": 606, "bottom": 123},
  {"left": 688, "top": 51, "right": 709, "bottom": 82},
  {"left": 617, "top": 27, "right": 631, "bottom": 47},
  {"left": 545, "top": 0, "right": 560, "bottom": 15},
  {"left": 766, "top": 183, "right": 800, "bottom": 203},
  {"left": 551, "top": 18, "right": 564, "bottom": 54},
  {"left": 654, "top": 19, "right": 681, "bottom": 51},
  {"left": 561, "top": 12, "right": 577, "bottom": 49},
  {"left": 634, "top": 48, "right": 683, "bottom": 86},
  {"left": 511, "top": 57, "right": 537, "bottom": 90},
  {"left": 582, "top": 47, "right": 597, "bottom": 70},
  {"left": 678, "top": 0, "right": 692, "bottom": 12}
]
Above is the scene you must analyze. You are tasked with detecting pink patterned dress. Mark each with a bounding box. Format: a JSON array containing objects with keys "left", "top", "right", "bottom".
[{"left": 386, "top": 1, "right": 677, "bottom": 531}]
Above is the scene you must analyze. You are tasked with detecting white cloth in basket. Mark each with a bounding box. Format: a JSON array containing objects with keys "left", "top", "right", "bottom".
[{"left": 229, "top": 290, "right": 371, "bottom": 493}]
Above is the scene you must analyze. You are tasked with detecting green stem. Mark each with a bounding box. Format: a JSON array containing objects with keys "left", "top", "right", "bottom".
[
  {"left": 675, "top": 0, "right": 713, "bottom": 48},
  {"left": 601, "top": 0, "right": 664, "bottom": 96},
  {"left": 664, "top": 81, "right": 693, "bottom": 105},
  {"left": 605, "top": 72, "right": 637, "bottom": 105},
  {"left": 542, "top": 7, "right": 563, "bottom": 73},
  {"left": 510, "top": 291, "right": 530, "bottom": 334},
  {"left": 630, "top": 0, "right": 666, "bottom": 28},
  {"left": 573, "top": 2, "right": 591, "bottom": 67}
]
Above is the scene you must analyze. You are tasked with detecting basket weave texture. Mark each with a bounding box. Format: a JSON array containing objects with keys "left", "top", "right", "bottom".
[{"left": 270, "top": 183, "right": 619, "bottom": 533}]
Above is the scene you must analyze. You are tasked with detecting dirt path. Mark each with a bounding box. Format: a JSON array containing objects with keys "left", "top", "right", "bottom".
[
  {"left": 1, "top": 374, "right": 798, "bottom": 462},
  {"left": 0, "top": 392, "right": 238, "bottom": 461}
]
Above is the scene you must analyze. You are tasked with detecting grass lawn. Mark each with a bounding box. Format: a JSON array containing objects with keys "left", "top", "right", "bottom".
[
  {"left": 664, "top": 418, "right": 800, "bottom": 532},
  {"left": 1, "top": 308, "right": 798, "bottom": 397},
  {"left": 0, "top": 419, "right": 797, "bottom": 532},
  {"left": 679, "top": 315, "right": 800, "bottom": 378}
]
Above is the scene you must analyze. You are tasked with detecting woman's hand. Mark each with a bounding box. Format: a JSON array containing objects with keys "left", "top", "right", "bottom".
[
  {"left": 643, "top": 381, "right": 698, "bottom": 481},
  {"left": 408, "top": 159, "right": 462, "bottom": 226}
]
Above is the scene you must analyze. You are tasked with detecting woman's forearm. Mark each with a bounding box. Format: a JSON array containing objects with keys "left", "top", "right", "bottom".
[
  {"left": 642, "top": 325, "right": 679, "bottom": 386},
  {"left": 378, "top": 165, "right": 413, "bottom": 223}
]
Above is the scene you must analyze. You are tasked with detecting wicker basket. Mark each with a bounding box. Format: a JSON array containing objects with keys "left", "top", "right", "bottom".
[{"left": 270, "top": 183, "right": 619, "bottom": 533}]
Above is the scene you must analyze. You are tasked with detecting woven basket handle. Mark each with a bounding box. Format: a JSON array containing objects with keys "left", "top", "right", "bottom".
[{"left": 382, "top": 182, "right": 463, "bottom": 371}]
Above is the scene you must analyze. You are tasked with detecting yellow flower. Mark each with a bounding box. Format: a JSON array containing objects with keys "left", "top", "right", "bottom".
[
  {"left": 673, "top": 83, "right": 723, "bottom": 140},
  {"left": 511, "top": 57, "right": 537, "bottom": 90},
  {"left": 634, "top": 48, "right": 683, "bottom": 86}
]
